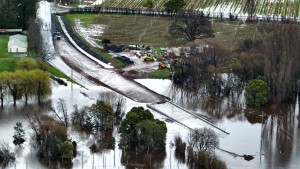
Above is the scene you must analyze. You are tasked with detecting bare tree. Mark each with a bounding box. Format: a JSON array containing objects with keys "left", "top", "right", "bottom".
[
  {"left": 0, "top": 142, "right": 15, "bottom": 167},
  {"left": 71, "top": 104, "right": 90, "bottom": 130},
  {"left": 50, "top": 98, "right": 69, "bottom": 128},
  {"left": 98, "top": 92, "right": 126, "bottom": 119},
  {"left": 188, "top": 127, "right": 219, "bottom": 153},
  {"left": 169, "top": 11, "right": 214, "bottom": 41}
]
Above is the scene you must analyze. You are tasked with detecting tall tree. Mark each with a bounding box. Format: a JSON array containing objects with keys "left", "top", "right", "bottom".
[
  {"left": 119, "top": 107, "right": 167, "bottom": 150},
  {"left": 89, "top": 100, "right": 114, "bottom": 131},
  {"left": 6, "top": 72, "right": 23, "bottom": 106},
  {"left": 30, "top": 69, "right": 52, "bottom": 104},
  {"left": 169, "top": 11, "right": 214, "bottom": 41},
  {"left": 0, "top": 72, "right": 9, "bottom": 107},
  {"left": 0, "top": 0, "right": 37, "bottom": 29},
  {"left": 164, "top": 0, "right": 186, "bottom": 14},
  {"left": 263, "top": 23, "right": 300, "bottom": 102}
]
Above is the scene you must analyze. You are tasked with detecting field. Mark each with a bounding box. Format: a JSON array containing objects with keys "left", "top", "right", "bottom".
[
  {"left": 66, "top": 14, "right": 175, "bottom": 47},
  {"left": 0, "top": 35, "right": 17, "bottom": 72},
  {"left": 66, "top": 13, "right": 259, "bottom": 48}
]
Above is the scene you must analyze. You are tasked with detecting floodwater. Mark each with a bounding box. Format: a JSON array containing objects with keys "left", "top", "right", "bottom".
[{"left": 1, "top": 79, "right": 300, "bottom": 169}]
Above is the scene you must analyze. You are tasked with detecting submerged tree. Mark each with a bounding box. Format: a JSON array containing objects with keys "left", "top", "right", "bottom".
[
  {"left": 89, "top": 100, "right": 114, "bottom": 131},
  {"left": 263, "top": 23, "right": 300, "bottom": 102},
  {"left": 119, "top": 107, "right": 167, "bottom": 150},
  {"left": 13, "top": 122, "right": 25, "bottom": 145},
  {"left": 188, "top": 127, "right": 219, "bottom": 153},
  {"left": 245, "top": 79, "right": 270, "bottom": 106}
]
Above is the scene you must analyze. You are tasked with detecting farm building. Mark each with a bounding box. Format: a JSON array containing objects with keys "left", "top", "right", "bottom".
[{"left": 8, "top": 34, "right": 28, "bottom": 53}]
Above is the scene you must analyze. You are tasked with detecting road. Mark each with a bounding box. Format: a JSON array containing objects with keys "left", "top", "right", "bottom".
[{"left": 38, "top": 1, "right": 166, "bottom": 103}]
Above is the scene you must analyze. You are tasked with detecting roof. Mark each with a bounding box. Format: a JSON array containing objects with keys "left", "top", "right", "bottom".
[
  {"left": 0, "top": 29, "right": 22, "bottom": 33},
  {"left": 8, "top": 39, "right": 28, "bottom": 48},
  {"left": 9, "top": 34, "right": 27, "bottom": 42}
]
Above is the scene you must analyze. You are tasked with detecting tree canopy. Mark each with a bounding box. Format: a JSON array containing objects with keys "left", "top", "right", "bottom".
[
  {"left": 169, "top": 11, "right": 214, "bottom": 41},
  {"left": 245, "top": 79, "right": 270, "bottom": 106},
  {"left": 164, "top": 0, "right": 186, "bottom": 14},
  {"left": 119, "top": 107, "right": 167, "bottom": 150},
  {"left": 89, "top": 100, "right": 114, "bottom": 131},
  {"left": 0, "top": 58, "right": 51, "bottom": 106},
  {"left": 0, "top": 0, "right": 38, "bottom": 29}
]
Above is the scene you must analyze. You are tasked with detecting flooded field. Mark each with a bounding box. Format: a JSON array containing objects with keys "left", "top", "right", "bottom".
[{"left": 0, "top": 79, "right": 299, "bottom": 169}]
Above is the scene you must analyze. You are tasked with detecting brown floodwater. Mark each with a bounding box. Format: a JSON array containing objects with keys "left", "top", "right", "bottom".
[{"left": 1, "top": 80, "right": 300, "bottom": 169}]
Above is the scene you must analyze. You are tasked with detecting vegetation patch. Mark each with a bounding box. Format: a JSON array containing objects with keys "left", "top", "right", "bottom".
[
  {"left": 47, "top": 64, "right": 77, "bottom": 84},
  {"left": 149, "top": 69, "right": 170, "bottom": 79},
  {"left": 0, "top": 59, "right": 17, "bottom": 72},
  {"left": 66, "top": 13, "right": 99, "bottom": 26},
  {"left": 0, "top": 35, "right": 14, "bottom": 58}
]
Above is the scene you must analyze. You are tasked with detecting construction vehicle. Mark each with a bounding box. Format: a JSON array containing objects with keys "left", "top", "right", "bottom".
[
  {"left": 143, "top": 55, "right": 155, "bottom": 61},
  {"left": 159, "top": 62, "right": 167, "bottom": 69}
]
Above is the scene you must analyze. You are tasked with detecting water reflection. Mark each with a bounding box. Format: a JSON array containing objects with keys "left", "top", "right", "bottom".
[
  {"left": 170, "top": 83, "right": 300, "bottom": 169},
  {"left": 120, "top": 148, "right": 166, "bottom": 169}
]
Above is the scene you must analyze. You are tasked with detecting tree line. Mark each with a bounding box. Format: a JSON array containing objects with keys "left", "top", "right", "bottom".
[
  {"left": 0, "top": 58, "right": 51, "bottom": 107},
  {"left": 0, "top": 0, "right": 37, "bottom": 29}
]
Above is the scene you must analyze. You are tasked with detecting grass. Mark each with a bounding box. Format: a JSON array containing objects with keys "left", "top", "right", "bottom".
[
  {"left": 66, "top": 13, "right": 100, "bottom": 26},
  {"left": 0, "top": 35, "right": 15, "bottom": 58},
  {"left": 47, "top": 64, "right": 77, "bottom": 84},
  {"left": 0, "top": 59, "right": 17, "bottom": 72},
  {"left": 66, "top": 14, "right": 174, "bottom": 47},
  {"left": 91, "top": 47, "right": 125, "bottom": 67},
  {"left": 149, "top": 68, "right": 171, "bottom": 79}
]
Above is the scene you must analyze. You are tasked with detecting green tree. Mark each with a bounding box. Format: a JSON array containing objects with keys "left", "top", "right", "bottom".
[
  {"left": 245, "top": 79, "right": 270, "bottom": 106},
  {"left": 89, "top": 100, "right": 114, "bottom": 131},
  {"left": 169, "top": 11, "right": 214, "bottom": 41},
  {"left": 119, "top": 107, "right": 167, "bottom": 150},
  {"left": 17, "top": 70, "right": 34, "bottom": 104},
  {"left": 62, "top": 141, "right": 74, "bottom": 159},
  {"left": 30, "top": 69, "right": 51, "bottom": 104},
  {"left": 17, "top": 58, "right": 38, "bottom": 71},
  {"left": 13, "top": 122, "right": 25, "bottom": 145},
  {"left": 164, "top": 0, "right": 186, "bottom": 14},
  {"left": 143, "top": 0, "right": 154, "bottom": 9},
  {"left": 0, "top": 72, "right": 9, "bottom": 107},
  {"left": 0, "top": 0, "right": 37, "bottom": 29},
  {"left": 6, "top": 72, "right": 23, "bottom": 106},
  {"left": 136, "top": 120, "right": 167, "bottom": 150}
]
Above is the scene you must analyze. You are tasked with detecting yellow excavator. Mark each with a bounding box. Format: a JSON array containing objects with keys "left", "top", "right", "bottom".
[
  {"left": 143, "top": 55, "right": 156, "bottom": 61},
  {"left": 159, "top": 62, "right": 167, "bottom": 69}
]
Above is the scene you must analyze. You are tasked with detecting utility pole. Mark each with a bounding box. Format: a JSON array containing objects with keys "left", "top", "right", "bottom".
[
  {"left": 170, "top": 72, "right": 175, "bottom": 102},
  {"left": 259, "top": 111, "right": 264, "bottom": 162},
  {"left": 71, "top": 64, "right": 73, "bottom": 91}
]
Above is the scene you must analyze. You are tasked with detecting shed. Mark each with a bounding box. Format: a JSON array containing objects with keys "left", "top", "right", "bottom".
[
  {"left": 9, "top": 34, "right": 27, "bottom": 42},
  {"left": 8, "top": 39, "right": 28, "bottom": 53},
  {"left": 8, "top": 34, "right": 28, "bottom": 53}
]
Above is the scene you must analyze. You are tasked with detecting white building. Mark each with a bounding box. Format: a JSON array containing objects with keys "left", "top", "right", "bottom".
[{"left": 8, "top": 34, "right": 28, "bottom": 53}]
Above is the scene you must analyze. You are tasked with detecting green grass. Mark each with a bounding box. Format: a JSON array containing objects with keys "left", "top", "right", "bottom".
[
  {"left": 149, "top": 69, "right": 171, "bottom": 79},
  {"left": 91, "top": 47, "right": 125, "bottom": 67},
  {"left": 0, "top": 35, "right": 15, "bottom": 58},
  {"left": 66, "top": 14, "right": 174, "bottom": 47},
  {"left": 66, "top": 13, "right": 100, "bottom": 26},
  {"left": 0, "top": 59, "right": 17, "bottom": 72},
  {"left": 47, "top": 64, "right": 77, "bottom": 84},
  {"left": 152, "top": 47, "right": 161, "bottom": 56}
]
